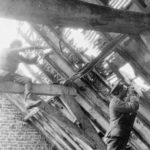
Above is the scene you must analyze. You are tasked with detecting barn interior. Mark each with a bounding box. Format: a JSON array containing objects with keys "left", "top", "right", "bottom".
[{"left": 0, "top": 0, "right": 150, "bottom": 150}]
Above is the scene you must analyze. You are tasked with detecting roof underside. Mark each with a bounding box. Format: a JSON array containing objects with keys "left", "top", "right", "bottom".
[{"left": 1, "top": 0, "right": 150, "bottom": 150}]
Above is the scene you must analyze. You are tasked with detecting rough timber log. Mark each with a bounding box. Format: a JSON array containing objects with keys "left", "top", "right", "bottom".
[
  {"left": 0, "top": 82, "right": 77, "bottom": 96},
  {"left": 1, "top": 0, "right": 150, "bottom": 34},
  {"left": 31, "top": 24, "right": 75, "bottom": 78},
  {"left": 66, "top": 34, "right": 127, "bottom": 82},
  {"left": 61, "top": 95, "right": 106, "bottom": 150}
]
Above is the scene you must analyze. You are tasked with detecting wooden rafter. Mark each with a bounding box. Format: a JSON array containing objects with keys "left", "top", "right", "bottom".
[
  {"left": 0, "top": 0, "right": 150, "bottom": 34},
  {"left": 0, "top": 82, "right": 77, "bottom": 96}
]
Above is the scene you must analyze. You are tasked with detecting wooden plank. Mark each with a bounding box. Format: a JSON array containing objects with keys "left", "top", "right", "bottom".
[
  {"left": 46, "top": 118, "right": 83, "bottom": 150},
  {"left": 1, "top": 0, "right": 150, "bottom": 34},
  {"left": 31, "top": 118, "right": 65, "bottom": 150},
  {"left": 35, "top": 113, "right": 75, "bottom": 150},
  {"left": 61, "top": 95, "right": 106, "bottom": 150},
  {"left": 38, "top": 100, "right": 100, "bottom": 149},
  {"left": 0, "top": 82, "right": 77, "bottom": 95},
  {"left": 66, "top": 34, "right": 127, "bottom": 83},
  {"left": 32, "top": 25, "right": 75, "bottom": 77}
]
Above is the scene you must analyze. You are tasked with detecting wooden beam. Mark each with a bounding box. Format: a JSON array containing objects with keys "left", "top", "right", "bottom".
[
  {"left": 39, "top": 100, "right": 100, "bottom": 149},
  {"left": 0, "top": 82, "right": 77, "bottom": 96},
  {"left": 32, "top": 25, "right": 75, "bottom": 78},
  {"left": 126, "top": 2, "right": 150, "bottom": 82},
  {"left": 66, "top": 34, "right": 127, "bottom": 83},
  {"left": 61, "top": 95, "right": 106, "bottom": 149},
  {"left": 1, "top": 0, "right": 150, "bottom": 34}
]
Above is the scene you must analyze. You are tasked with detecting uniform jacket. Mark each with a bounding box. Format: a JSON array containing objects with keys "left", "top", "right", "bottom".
[{"left": 105, "top": 95, "right": 139, "bottom": 138}]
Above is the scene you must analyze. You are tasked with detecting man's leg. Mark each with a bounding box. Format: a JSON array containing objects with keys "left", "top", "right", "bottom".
[{"left": 13, "top": 74, "right": 41, "bottom": 109}]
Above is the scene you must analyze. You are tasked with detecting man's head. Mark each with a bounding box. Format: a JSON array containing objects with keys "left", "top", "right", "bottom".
[
  {"left": 127, "top": 85, "right": 139, "bottom": 97},
  {"left": 9, "top": 39, "right": 22, "bottom": 49},
  {"left": 111, "top": 81, "right": 128, "bottom": 99}
]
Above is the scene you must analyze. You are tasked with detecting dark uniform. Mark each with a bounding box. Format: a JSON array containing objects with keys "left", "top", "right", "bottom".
[{"left": 104, "top": 85, "right": 139, "bottom": 150}]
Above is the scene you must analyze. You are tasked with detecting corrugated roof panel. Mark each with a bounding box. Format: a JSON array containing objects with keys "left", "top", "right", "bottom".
[
  {"left": 89, "top": 33, "right": 99, "bottom": 43},
  {"left": 109, "top": 0, "right": 131, "bottom": 9},
  {"left": 119, "top": 0, "right": 128, "bottom": 8},
  {"left": 113, "top": 0, "right": 125, "bottom": 8},
  {"left": 123, "top": 0, "right": 131, "bottom": 8},
  {"left": 86, "top": 31, "right": 95, "bottom": 41},
  {"left": 110, "top": 0, "right": 118, "bottom": 6},
  {"left": 84, "top": 31, "right": 92, "bottom": 39}
]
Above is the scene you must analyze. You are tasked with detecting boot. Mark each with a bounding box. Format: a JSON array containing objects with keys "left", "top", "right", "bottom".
[
  {"left": 25, "top": 99, "right": 41, "bottom": 109},
  {"left": 24, "top": 92, "right": 41, "bottom": 109},
  {"left": 24, "top": 107, "right": 39, "bottom": 121}
]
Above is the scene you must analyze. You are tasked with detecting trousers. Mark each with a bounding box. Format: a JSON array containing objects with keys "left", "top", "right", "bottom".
[{"left": 0, "top": 72, "right": 32, "bottom": 100}]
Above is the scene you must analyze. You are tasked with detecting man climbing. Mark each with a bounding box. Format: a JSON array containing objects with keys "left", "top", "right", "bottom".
[
  {"left": 104, "top": 81, "right": 139, "bottom": 150},
  {"left": 0, "top": 39, "right": 41, "bottom": 111}
]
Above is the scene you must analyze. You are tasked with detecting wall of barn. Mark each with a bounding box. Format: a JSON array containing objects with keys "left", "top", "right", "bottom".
[{"left": 0, "top": 94, "right": 50, "bottom": 150}]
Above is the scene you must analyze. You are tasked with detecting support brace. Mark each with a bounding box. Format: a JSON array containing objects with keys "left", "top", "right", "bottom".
[{"left": 0, "top": 82, "right": 77, "bottom": 96}]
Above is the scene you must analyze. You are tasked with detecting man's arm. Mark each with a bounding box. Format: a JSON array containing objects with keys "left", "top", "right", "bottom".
[
  {"left": 19, "top": 55, "right": 38, "bottom": 64},
  {"left": 112, "top": 96, "right": 139, "bottom": 113}
]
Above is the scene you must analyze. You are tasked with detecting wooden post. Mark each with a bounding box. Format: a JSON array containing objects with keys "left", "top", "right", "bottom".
[{"left": 0, "top": 0, "right": 150, "bottom": 34}]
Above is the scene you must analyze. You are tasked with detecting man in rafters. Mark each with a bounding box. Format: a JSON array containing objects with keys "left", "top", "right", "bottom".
[
  {"left": 104, "top": 81, "right": 139, "bottom": 150},
  {"left": 0, "top": 39, "right": 41, "bottom": 110}
]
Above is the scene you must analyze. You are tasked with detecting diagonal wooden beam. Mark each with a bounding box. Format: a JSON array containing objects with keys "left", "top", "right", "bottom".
[
  {"left": 38, "top": 100, "right": 99, "bottom": 149},
  {"left": 61, "top": 95, "right": 106, "bottom": 149},
  {"left": 0, "top": 82, "right": 77, "bottom": 96},
  {"left": 1, "top": 0, "right": 150, "bottom": 34},
  {"left": 66, "top": 34, "right": 127, "bottom": 83}
]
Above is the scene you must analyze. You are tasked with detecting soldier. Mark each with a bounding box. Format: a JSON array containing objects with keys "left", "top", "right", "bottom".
[
  {"left": 0, "top": 39, "right": 41, "bottom": 110},
  {"left": 104, "top": 81, "right": 139, "bottom": 150}
]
